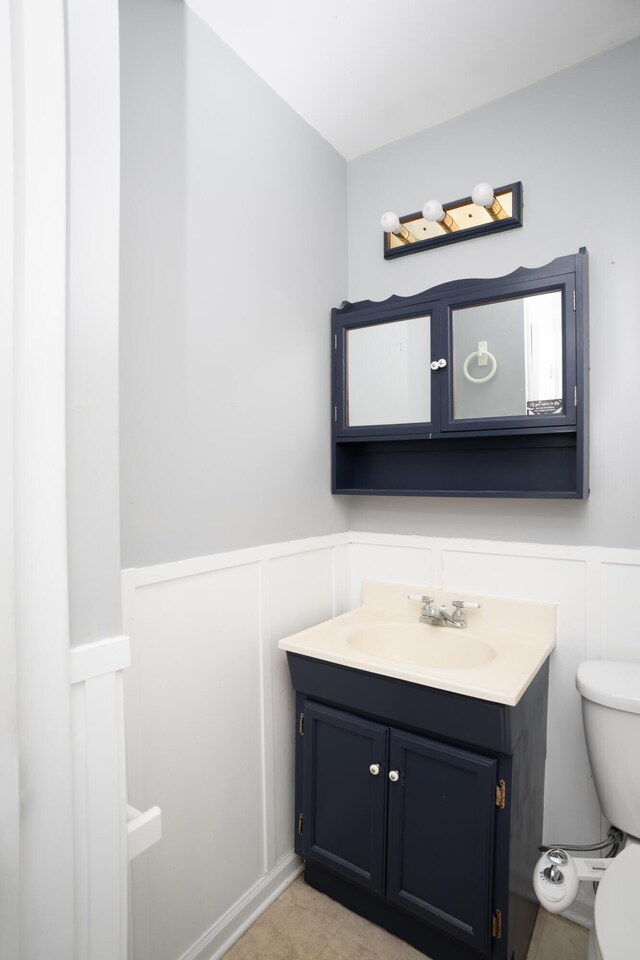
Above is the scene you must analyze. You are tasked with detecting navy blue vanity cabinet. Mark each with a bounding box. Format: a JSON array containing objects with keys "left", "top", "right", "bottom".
[
  {"left": 289, "top": 653, "right": 550, "bottom": 960},
  {"left": 332, "top": 249, "right": 589, "bottom": 499},
  {"left": 385, "top": 729, "right": 498, "bottom": 954},
  {"left": 300, "top": 701, "right": 388, "bottom": 893}
]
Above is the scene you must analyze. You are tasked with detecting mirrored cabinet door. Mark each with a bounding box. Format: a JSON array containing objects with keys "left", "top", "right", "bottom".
[
  {"left": 450, "top": 290, "right": 564, "bottom": 422},
  {"left": 346, "top": 315, "right": 432, "bottom": 427}
]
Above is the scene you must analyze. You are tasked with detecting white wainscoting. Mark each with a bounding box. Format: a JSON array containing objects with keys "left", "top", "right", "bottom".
[
  {"left": 69, "top": 635, "right": 130, "bottom": 960},
  {"left": 349, "top": 533, "right": 640, "bottom": 926},
  {"left": 121, "top": 534, "right": 351, "bottom": 960},
  {"left": 122, "top": 532, "right": 640, "bottom": 955}
]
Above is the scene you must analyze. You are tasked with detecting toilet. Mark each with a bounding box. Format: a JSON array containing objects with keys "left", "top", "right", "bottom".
[
  {"left": 587, "top": 841, "right": 640, "bottom": 959},
  {"left": 576, "top": 660, "right": 640, "bottom": 959}
]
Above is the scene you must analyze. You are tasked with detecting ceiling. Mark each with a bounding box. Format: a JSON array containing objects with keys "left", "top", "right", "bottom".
[{"left": 185, "top": 0, "right": 640, "bottom": 159}]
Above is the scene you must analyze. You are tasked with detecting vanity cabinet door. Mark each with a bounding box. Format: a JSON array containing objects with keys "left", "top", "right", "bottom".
[
  {"left": 385, "top": 729, "right": 498, "bottom": 955},
  {"left": 301, "top": 701, "right": 388, "bottom": 893}
]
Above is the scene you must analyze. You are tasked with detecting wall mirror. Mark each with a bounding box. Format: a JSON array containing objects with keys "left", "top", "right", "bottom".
[
  {"left": 332, "top": 249, "right": 588, "bottom": 499},
  {"left": 451, "top": 290, "right": 563, "bottom": 422},
  {"left": 346, "top": 315, "right": 432, "bottom": 427}
]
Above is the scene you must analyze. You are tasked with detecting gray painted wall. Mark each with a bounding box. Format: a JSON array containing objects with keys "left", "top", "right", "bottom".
[
  {"left": 346, "top": 39, "right": 640, "bottom": 548},
  {"left": 121, "top": 14, "right": 640, "bottom": 560},
  {"left": 120, "top": 0, "right": 349, "bottom": 568}
]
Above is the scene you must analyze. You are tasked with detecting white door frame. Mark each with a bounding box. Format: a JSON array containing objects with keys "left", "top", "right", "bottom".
[
  {"left": 7, "top": 0, "right": 76, "bottom": 955},
  {"left": 0, "top": 1, "right": 20, "bottom": 956},
  {"left": 3, "top": 2, "right": 129, "bottom": 958}
]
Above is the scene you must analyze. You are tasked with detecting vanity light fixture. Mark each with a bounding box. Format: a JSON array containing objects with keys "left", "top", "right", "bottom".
[
  {"left": 380, "top": 211, "right": 416, "bottom": 245},
  {"left": 422, "top": 200, "right": 459, "bottom": 233},
  {"left": 381, "top": 180, "right": 523, "bottom": 260},
  {"left": 471, "top": 182, "right": 508, "bottom": 221}
]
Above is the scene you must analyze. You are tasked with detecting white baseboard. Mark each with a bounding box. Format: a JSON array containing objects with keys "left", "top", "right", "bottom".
[{"left": 179, "top": 852, "right": 303, "bottom": 960}]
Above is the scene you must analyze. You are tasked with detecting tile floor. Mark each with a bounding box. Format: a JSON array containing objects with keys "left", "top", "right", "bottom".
[{"left": 223, "top": 876, "right": 589, "bottom": 960}]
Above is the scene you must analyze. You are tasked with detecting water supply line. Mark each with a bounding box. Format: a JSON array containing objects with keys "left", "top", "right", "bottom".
[
  {"left": 539, "top": 828, "right": 623, "bottom": 892},
  {"left": 539, "top": 827, "right": 623, "bottom": 857}
]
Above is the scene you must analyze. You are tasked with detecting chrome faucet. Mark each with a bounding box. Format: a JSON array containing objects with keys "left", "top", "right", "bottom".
[{"left": 408, "top": 595, "right": 481, "bottom": 629}]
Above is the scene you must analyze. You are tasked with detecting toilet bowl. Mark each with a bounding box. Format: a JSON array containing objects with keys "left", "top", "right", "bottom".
[
  {"left": 534, "top": 661, "right": 640, "bottom": 958},
  {"left": 588, "top": 842, "right": 640, "bottom": 959},
  {"left": 577, "top": 661, "right": 640, "bottom": 960}
]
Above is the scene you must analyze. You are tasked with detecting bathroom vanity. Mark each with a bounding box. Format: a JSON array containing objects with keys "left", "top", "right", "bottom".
[{"left": 279, "top": 583, "right": 555, "bottom": 960}]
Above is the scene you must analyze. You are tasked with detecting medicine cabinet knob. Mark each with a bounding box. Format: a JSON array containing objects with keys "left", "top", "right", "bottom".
[
  {"left": 388, "top": 770, "right": 400, "bottom": 782},
  {"left": 369, "top": 763, "right": 381, "bottom": 776}
]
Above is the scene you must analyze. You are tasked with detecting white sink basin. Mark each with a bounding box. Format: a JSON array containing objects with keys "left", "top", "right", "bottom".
[
  {"left": 277, "top": 580, "right": 557, "bottom": 705},
  {"left": 346, "top": 623, "right": 496, "bottom": 670}
]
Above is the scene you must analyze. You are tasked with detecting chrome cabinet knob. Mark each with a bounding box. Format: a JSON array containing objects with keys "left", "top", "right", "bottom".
[
  {"left": 388, "top": 770, "right": 400, "bottom": 782},
  {"left": 369, "top": 763, "right": 381, "bottom": 776}
]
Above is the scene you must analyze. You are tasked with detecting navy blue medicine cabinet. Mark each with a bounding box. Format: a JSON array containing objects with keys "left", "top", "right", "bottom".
[{"left": 332, "top": 249, "right": 588, "bottom": 498}]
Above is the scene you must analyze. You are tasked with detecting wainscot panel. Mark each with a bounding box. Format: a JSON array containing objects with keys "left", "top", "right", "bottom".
[
  {"left": 347, "top": 534, "right": 640, "bottom": 927},
  {"left": 121, "top": 535, "right": 348, "bottom": 960},
  {"left": 122, "top": 533, "right": 640, "bottom": 949}
]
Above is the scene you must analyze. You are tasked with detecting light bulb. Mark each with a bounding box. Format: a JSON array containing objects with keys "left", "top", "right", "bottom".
[
  {"left": 380, "top": 211, "right": 401, "bottom": 234},
  {"left": 472, "top": 182, "right": 495, "bottom": 208},
  {"left": 422, "top": 200, "right": 444, "bottom": 223}
]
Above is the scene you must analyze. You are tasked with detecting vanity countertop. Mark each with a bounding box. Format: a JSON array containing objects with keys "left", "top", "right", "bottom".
[{"left": 278, "top": 580, "right": 556, "bottom": 706}]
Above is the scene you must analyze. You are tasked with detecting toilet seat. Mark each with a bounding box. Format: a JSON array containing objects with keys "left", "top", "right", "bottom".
[{"left": 593, "top": 844, "right": 640, "bottom": 959}]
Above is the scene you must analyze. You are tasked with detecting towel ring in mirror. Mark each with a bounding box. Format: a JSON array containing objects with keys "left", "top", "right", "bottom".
[{"left": 463, "top": 348, "right": 497, "bottom": 384}]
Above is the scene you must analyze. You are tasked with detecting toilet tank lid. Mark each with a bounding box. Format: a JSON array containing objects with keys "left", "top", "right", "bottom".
[{"left": 576, "top": 661, "right": 640, "bottom": 714}]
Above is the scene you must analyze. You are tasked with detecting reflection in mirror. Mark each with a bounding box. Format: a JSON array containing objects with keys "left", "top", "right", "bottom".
[
  {"left": 347, "top": 315, "right": 431, "bottom": 427},
  {"left": 452, "top": 291, "right": 563, "bottom": 421}
]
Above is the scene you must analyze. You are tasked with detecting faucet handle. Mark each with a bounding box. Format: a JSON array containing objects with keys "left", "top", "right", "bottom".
[
  {"left": 408, "top": 594, "right": 439, "bottom": 619},
  {"left": 451, "top": 599, "right": 481, "bottom": 623}
]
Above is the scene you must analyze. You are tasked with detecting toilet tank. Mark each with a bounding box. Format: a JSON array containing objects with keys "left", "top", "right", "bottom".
[{"left": 576, "top": 661, "right": 640, "bottom": 838}]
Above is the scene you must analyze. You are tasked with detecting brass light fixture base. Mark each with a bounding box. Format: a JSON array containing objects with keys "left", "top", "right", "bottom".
[{"left": 383, "top": 181, "right": 523, "bottom": 259}]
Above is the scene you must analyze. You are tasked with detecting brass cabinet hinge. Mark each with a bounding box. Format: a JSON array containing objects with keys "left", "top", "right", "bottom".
[
  {"left": 297, "top": 813, "right": 303, "bottom": 835},
  {"left": 496, "top": 779, "right": 506, "bottom": 809},
  {"left": 298, "top": 712, "right": 304, "bottom": 736},
  {"left": 491, "top": 908, "right": 503, "bottom": 940}
]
